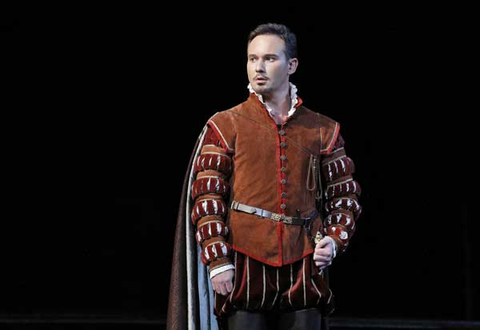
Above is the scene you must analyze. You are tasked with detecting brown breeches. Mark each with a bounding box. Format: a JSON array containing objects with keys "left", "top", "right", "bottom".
[{"left": 214, "top": 250, "right": 334, "bottom": 321}]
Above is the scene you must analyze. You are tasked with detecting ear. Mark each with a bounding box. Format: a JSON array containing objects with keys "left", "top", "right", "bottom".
[{"left": 288, "top": 58, "right": 298, "bottom": 75}]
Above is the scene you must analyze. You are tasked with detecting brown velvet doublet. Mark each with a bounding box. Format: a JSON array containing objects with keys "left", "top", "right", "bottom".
[{"left": 208, "top": 94, "right": 339, "bottom": 266}]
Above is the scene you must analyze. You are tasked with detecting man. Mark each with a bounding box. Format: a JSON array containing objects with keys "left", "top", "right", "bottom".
[{"left": 167, "top": 23, "right": 361, "bottom": 330}]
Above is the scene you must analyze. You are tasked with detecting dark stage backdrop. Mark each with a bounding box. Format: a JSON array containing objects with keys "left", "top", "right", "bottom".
[{"left": 7, "top": 5, "right": 477, "bottom": 325}]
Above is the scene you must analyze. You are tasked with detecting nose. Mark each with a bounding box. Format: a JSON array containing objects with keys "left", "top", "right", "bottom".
[{"left": 255, "top": 59, "right": 265, "bottom": 72}]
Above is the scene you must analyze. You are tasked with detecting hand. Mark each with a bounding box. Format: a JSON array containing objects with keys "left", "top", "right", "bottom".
[
  {"left": 211, "top": 269, "right": 234, "bottom": 296},
  {"left": 313, "top": 237, "right": 335, "bottom": 270}
]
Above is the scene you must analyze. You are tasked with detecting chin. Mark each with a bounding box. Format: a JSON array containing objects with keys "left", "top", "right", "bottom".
[{"left": 252, "top": 84, "right": 270, "bottom": 95}]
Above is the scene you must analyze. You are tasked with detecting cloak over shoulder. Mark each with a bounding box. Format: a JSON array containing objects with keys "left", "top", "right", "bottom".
[{"left": 167, "top": 126, "right": 219, "bottom": 330}]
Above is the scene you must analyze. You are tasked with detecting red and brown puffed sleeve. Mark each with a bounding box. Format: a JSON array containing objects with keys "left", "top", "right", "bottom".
[
  {"left": 191, "top": 124, "right": 234, "bottom": 277},
  {"left": 321, "top": 133, "right": 362, "bottom": 254}
]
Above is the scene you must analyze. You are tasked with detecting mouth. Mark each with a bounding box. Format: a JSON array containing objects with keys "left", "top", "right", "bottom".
[{"left": 255, "top": 76, "right": 268, "bottom": 82}]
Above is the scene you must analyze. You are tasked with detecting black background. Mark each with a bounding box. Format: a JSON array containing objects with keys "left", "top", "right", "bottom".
[{"left": 5, "top": 4, "right": 478, "bottom": 323}]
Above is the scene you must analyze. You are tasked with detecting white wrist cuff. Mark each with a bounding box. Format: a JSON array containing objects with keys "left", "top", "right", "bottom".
[{"left": 209, "top": 264, "right": 235, "bottom": 279}]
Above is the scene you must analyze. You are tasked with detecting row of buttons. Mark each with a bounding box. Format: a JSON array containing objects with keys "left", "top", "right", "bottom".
[{"left": 279, "top": 129, "right": 287, "bottom": 212}]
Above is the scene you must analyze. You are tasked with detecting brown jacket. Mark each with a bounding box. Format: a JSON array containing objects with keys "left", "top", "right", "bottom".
[
  {"left": 208, "top": 94, "right": 339, "bottom": 266},
  {"left": 167, "top": 93, "right": 361, "bottom": 329}
]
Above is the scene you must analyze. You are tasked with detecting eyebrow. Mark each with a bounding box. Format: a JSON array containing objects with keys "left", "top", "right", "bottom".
[{"left": 247, "top": 53, "right": 279, "bottom": 58}]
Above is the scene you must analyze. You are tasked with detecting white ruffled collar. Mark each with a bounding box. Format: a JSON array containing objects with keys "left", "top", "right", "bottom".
[{"left": 247, "top": 82, "right": 299, "bottom": 119}]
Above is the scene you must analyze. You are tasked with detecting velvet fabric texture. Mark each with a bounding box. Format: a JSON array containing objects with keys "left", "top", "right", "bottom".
[
  {"left": 167, "top": 93, "right": 361, "bottom": 329},
  {"left": 208, "top": 94, "right": 340, "bottom": 266}
]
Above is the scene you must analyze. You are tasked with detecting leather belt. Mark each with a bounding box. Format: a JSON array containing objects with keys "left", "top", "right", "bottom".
[{"left": 230, "top": 200, "right": 317, "bottom": 226}]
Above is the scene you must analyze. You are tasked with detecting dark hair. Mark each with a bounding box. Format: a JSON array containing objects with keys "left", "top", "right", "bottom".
[{"left": 248, "top": 23, "right": 298, "bottom": 59}]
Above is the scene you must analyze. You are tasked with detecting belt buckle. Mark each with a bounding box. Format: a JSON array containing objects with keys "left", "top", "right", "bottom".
[
  {"left": 283, "top": 216, "right": 293, "bottom": 225},
  {"left": 271, "top": 213, "right": 282, "bottom": 221}
]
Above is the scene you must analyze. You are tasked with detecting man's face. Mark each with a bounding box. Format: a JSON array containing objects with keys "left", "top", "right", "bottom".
[{"left": 247, "top": 34, "right": 297, "bottom": 97}]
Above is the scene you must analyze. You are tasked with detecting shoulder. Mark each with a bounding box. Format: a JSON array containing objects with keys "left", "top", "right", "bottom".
[
  {"left": 209, "top": 99, "right": 250, "bottom": 122},
  {"left": 300, "top": 105, "right": 339, "bottom": 128},
  {"left": 299, "top": 105, "right": 341, "bottom": 154},
  {"left": 206, "top": 103, "right": 245, "bottom": 153},
  {"left": 208, "top": 98, "right": 253, "bottom": 130},
  {"left": 208, "top": 104, "right": 240, "bottom": 130}
]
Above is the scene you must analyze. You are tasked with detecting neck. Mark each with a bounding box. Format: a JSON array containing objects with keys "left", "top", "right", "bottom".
[{"left": 263, "top": 82, "right": 291, "bottom": 116}]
